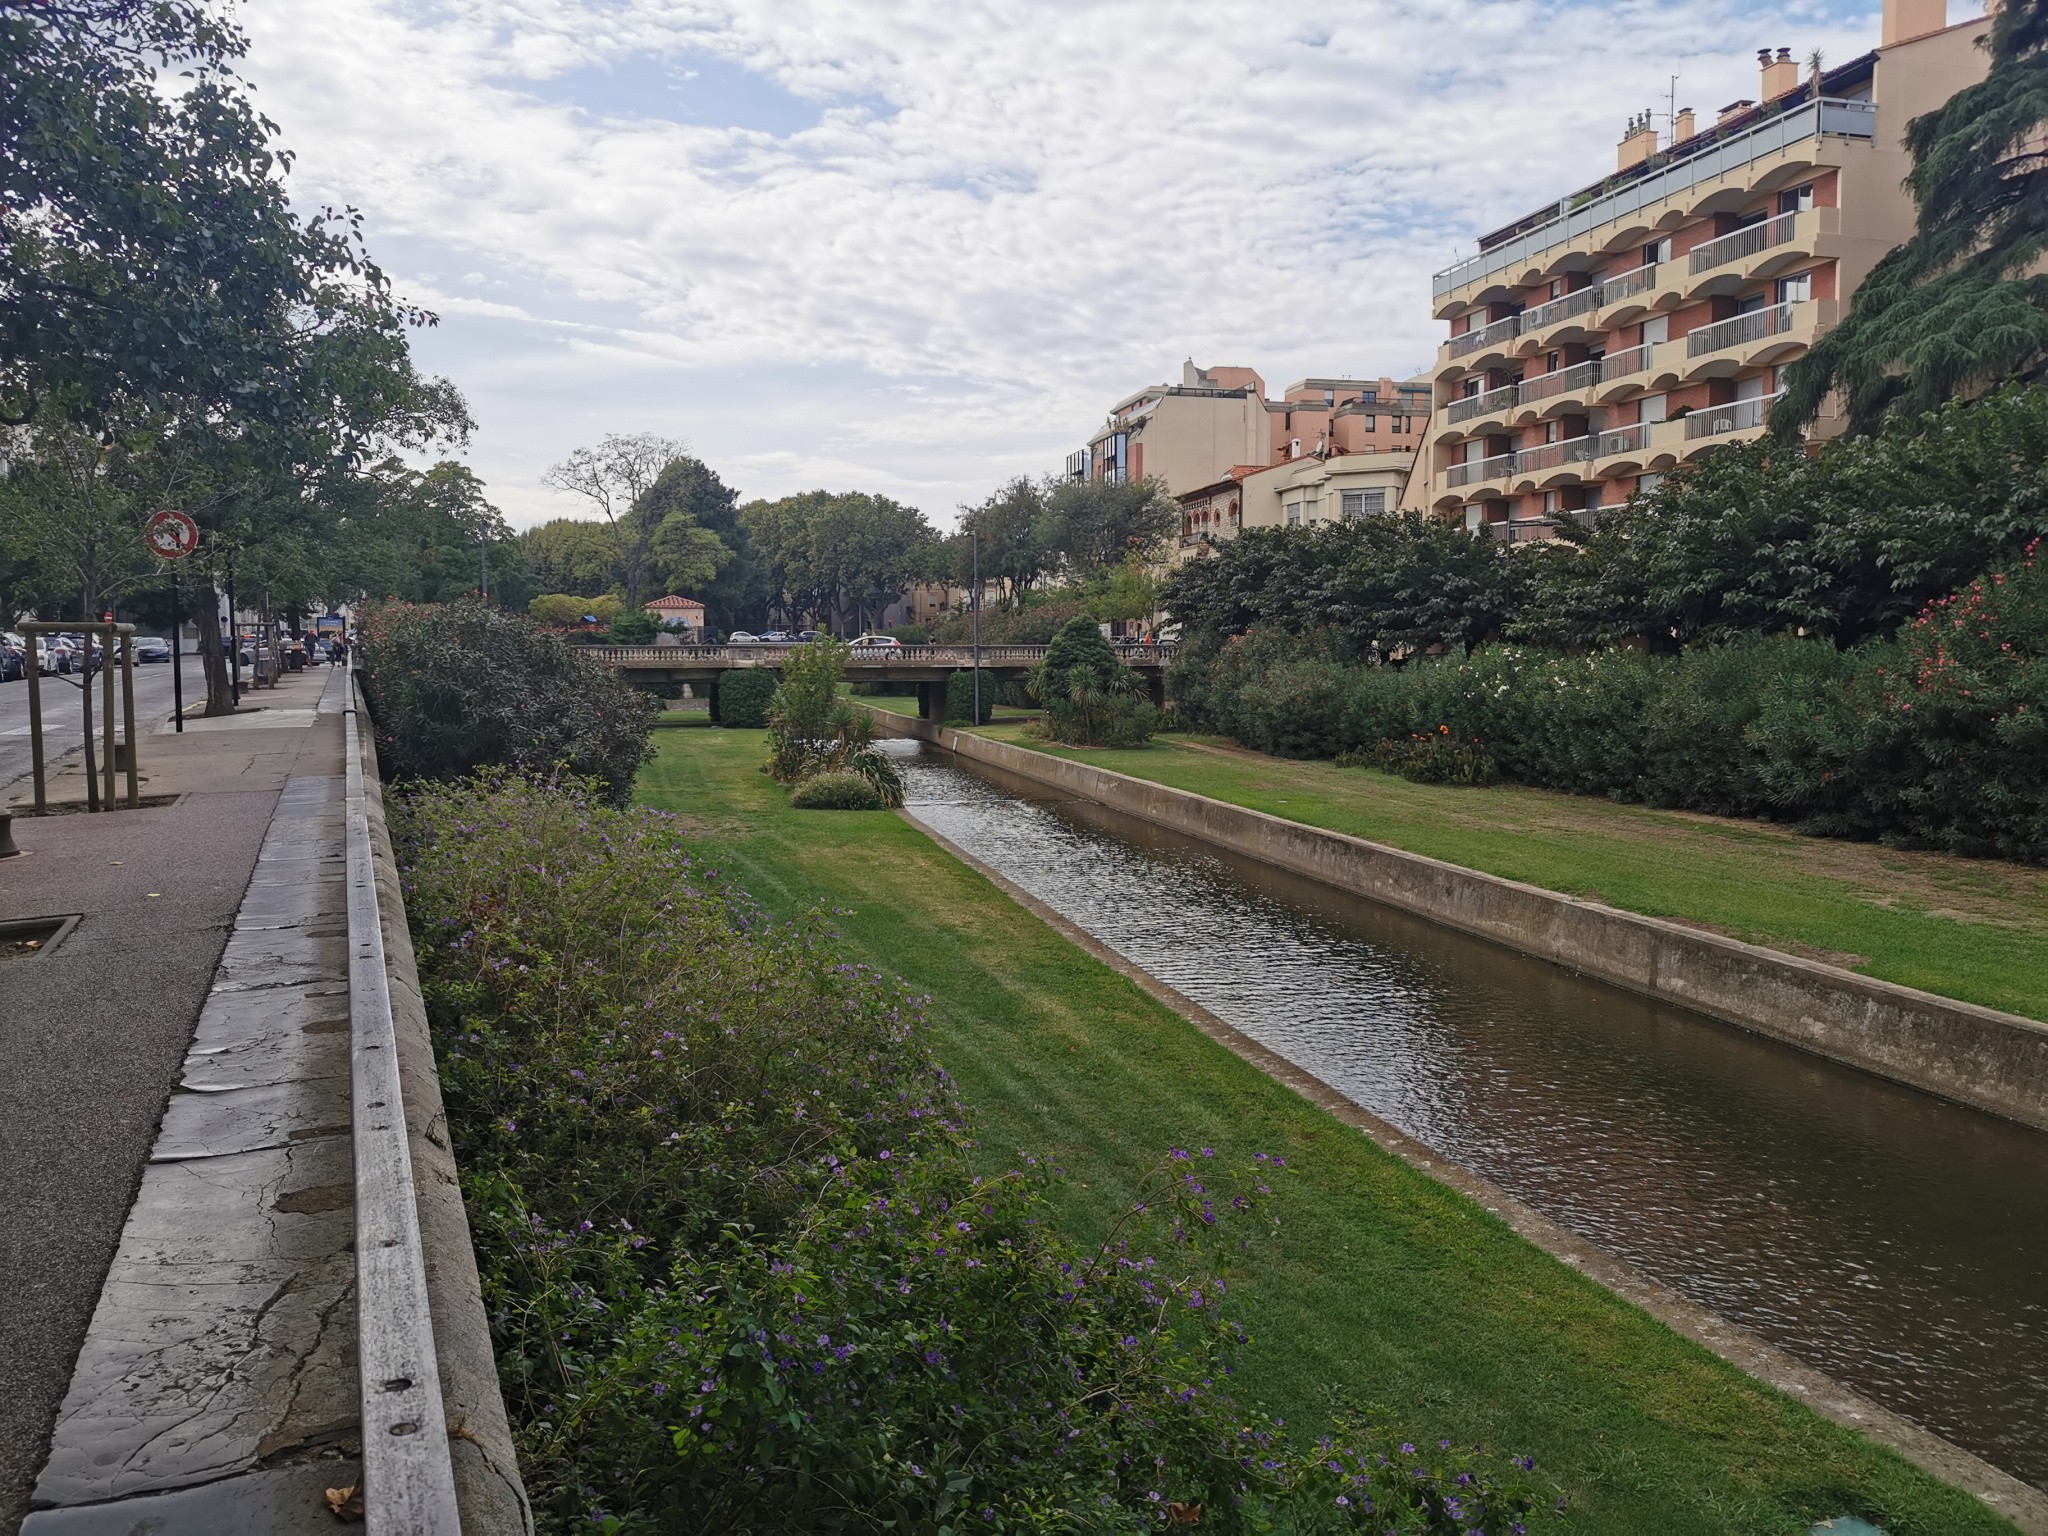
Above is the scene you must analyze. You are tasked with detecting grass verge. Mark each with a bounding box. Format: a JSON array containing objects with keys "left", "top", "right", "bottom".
[
  {"left": 636, "top": 727, "right": 2016, "bottom": 1536},
  {"left": 863, "top": 702, "right": 2048, "bottom": 1024}
]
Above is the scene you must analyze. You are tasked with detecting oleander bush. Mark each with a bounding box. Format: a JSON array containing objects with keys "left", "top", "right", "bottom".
[
  {"left": 398, "top": 776, "right": 1557, "bottom": 1533},
  {"left": 715, "top": 666, "right": 777, "bottom": 728},
  {"left": 1170, "top": 543, "right": 2048, "bottom": 861},
  {"left": 357, "top": 599, "right": 654, "bottom": 805},
  {"left": 764, "top": 637, "right": 905, "bottom": 806},
  {"left": 788, "top": 769, "right": 885, "bottom": 810}
]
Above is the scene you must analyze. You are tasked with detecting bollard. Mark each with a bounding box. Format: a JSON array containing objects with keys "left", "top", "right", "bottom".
[{"left": 0, "top": 812, "right": 19, "bottom": 859}]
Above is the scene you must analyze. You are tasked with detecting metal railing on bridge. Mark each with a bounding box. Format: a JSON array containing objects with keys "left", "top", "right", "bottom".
[{"left": 585, "top": 642, "right": 1179, "bottom": 667}]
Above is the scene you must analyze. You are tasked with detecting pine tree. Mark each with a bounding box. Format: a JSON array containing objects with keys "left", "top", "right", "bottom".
[{"left": 1777, "top": 2, "right": 2048, "bottom": 433}]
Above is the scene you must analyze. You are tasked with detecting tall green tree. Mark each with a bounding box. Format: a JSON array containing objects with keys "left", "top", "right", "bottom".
[
  {"left": 1045, "top": 475, "right": 1179, "bottom": 576},
  {"left": 739, "top": 491, "right": 937, "bottom": 632},
  {"left": 1778, "top": 2, "right": 2048, "bottom": 431},
  {"left": 544, "top": 434, "right": 730, "bottom": 608},
  {"left": 519, "top": 517, "right": 621, "bottom": 597}
]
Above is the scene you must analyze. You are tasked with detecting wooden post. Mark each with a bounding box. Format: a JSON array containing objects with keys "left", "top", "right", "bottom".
[
  {"left": 101, "top": 623, "right": 117, "bottom": 812},
  {"left": 121, "top": 629, "right": 139, "bottom": 807},
  {"left": 24, "top": 636, "right": 44, "bottom": 814}
]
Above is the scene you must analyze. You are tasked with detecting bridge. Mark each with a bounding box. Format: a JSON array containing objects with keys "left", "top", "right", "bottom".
[{"left": 585, "top": 642, "right": 1176, "bottom": 720}]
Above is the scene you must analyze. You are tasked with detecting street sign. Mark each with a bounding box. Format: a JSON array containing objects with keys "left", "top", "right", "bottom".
[{"left": 145, "top": 509, "right": 200, "bottom": 560}]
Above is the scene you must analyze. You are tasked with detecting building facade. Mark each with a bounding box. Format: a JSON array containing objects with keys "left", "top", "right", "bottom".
[
  {"left": 1176, "top": 450, "right": 1415, "bottom": 559},
  {"left": 1411, "top": 0, "right": 1993, "bottom": 541},
  {"left": 1074, "top": 362, "right": 1429, "bottom": 497}
]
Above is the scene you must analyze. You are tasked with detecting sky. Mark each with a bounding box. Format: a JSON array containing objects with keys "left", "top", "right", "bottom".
[{"left": 234, "top": 0, "right": 1937, "bottom": 530}]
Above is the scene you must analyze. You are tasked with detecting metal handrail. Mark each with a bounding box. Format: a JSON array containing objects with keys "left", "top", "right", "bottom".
[
  {"left": 1598, "top": 261, "right": 1659, "bottom": 303},
  {"left": 1433, "top": 98, "right": 1874, "bottom": 297},
  {"left": 1447, "top": 383, "right": 1517, "bottom": 424},
  {"left": 1686, "top": 300, "right": 1801, "bottom": 357},
  {"left": 1514, "top": 434, "right": 1598, "bottom": 473},
  {"left": 584, "top": 642, "right": 1178, "bottom": 665},
  {"left": 1518, "top": 284, "right": 1603, "bottom": 334},
  {"left": 1596, "top": 422, "right": 1650, "bottom": 457},
  {"left": 1517, "top": 360, "right": 1601, "bottom": 405},
  {"left": 1689, "top": 211, "right": 1799, "bottom": 275},
  {"left": 343, "top": 656, "right": 462, "bottom": 1532},
  {"left": 1599, "top": 344, "right": 1651, "bottom": 383},
  {"left": 1446, "top": 453, "right": 1515, "bottom": 488},
  {"left": 1448, "top": 314, "right": 1519, "bottom": 358},
  {"left": 1685, "top": 390, "right": 1784, "bottom": 439}
]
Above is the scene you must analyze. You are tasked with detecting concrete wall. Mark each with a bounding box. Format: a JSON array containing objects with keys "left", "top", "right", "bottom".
[
  {"left": 356, "top": 686, "right": 533, "bottom": 1533},
  {"left": 875, "top": 714, "right": 2048, "bottom": 1133}
]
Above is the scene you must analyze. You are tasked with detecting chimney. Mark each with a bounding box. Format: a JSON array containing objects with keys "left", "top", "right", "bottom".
[
  {"left": 1881, "top": 0, "right": 1947, "bottom": 45},
  {"left": 1760, "top": 47, "right": 1799, "bottom": 100},
  {"left": 1617, "top": 111, "right": 1659, "bottom": 171},
  {"left": 1673, "top": 106, "right": 1696, "bottom": 143},
  {"left": 1182, "top": 359, "right": 1202, "bottom": 387},
  {"left": 1718, "top": 98, "right": 1756, "bottom": 126}
]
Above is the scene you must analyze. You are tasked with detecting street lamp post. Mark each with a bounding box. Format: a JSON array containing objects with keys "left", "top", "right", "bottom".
[{"left": 971, "top": 530, "right": 981, "bottom": 723}]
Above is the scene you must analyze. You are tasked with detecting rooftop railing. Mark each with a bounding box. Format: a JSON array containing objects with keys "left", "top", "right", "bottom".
[{"left": 1433, "top": 98, "right": 1875, "bottom": 298}]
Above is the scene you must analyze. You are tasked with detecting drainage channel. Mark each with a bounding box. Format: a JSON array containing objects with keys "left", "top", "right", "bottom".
[{"left": 888, "top": 741, "right": 2048, "bottom": 1495}]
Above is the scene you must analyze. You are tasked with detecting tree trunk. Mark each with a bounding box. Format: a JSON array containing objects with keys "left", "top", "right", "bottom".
[{"left": 196, "top": 580, "right": 235, "bottom": 715}]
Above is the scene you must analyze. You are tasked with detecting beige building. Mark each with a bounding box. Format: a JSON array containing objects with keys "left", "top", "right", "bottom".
[
  {"left": 1176, "top": 450, "right": 1415, "bottom": 559},
  {"left": 1410, "top": 0, "right": 1994, "bottom": 541},
  {"left": 1074, "top": 361, "right": 1428, "bottom": 497}
]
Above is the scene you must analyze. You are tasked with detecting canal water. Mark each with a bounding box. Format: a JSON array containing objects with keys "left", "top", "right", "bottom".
[{"left": 889, "top": 741, "right": 2048, "bottom": 1491}]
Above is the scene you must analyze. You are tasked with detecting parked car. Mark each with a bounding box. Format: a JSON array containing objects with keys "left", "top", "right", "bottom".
[
  {"left": 134, "top": 637, "right": 172, "bottom": 663},
  {"left": 726, "top": 631, "right": 762, "bottom": 645},
  {"left": 760, "top": 630, "right": 792, "bottom": 643},
  {"left": 848, "top": 634, "right": 902, "bottom": 651},
  {"left": 42, "top": 640, "right": 74, "bottom": 674},
  {"left": 0, "top": 637, "right": 23, "bottom": 681},
  {"left": 796, "top": 629, "right": 824, "bottom": 642}
]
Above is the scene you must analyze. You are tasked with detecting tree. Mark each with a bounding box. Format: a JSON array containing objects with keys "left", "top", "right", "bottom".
[
  {"left": 520, "top": 517, "right": 620, "bottom": 596},
  {"left": 634, "top": 455, "right": 735, "bottom": 599},
  {"left": 1045, "top": 475, "right": 1179, "bottom": 576},
  {"left": 956, "top": 476, "right": 1055, "bottom": 606},
  {"left": 1777, "top": 2, "right": 2048, "bottom": 432},
  {"left": 543, "top": 434, "right": 694, "bottom": 607},
  {"left": 1029, "top": 615, "right": 1154, "bottom": 747},
  {"left": 739, "top": 491, "right": 938, "bottom": 632}
]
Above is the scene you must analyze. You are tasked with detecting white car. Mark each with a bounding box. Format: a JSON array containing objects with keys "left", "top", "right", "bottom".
[
  {"left": 848, "top": 634, "right": 901, "bottom": 650},
  {"left": 726, "top": 631, "right": 762, "bottom": 645}
]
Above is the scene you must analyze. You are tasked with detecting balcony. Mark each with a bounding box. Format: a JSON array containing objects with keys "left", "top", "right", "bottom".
[
  {"left": 1516, "top": 284, "right": 1603, "bottom": 345},
  {"left": 1516, "top": 359, "right": 1601, "bottom": 415},
  {"left": 1433, "top": 97, "right": 1876, "bottom": 301},
  {"left": 1686, "top": 300, "right": 1803, "bottom": 362},
  {"left": 1446, "top": 382, "right": 1517, "bottom": 426},
  {"left": 1689, "top": 212, "right": 1798, "bottom": 277},
  {"left": 1515, "top": 434, "right": 1598, "bottom": 479},
  {"left": 1446, "top": 452, "right": 1515, "bottom": 489},
  {"left": 1594, "top": 422, "right": 1649, "bottom": 459},
  {"left": 1448, "top": 315, "right": 1520, "bottom": 360},
  {"left": 1685, "top": 391, "right": 1784, "bottom": 440}
]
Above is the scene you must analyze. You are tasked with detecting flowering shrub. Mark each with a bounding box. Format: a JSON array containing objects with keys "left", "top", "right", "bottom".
[
  {"left": 399, "top": 776, "right": 1558, "bottom": 1532},
  {"left": 358, "top": 599, "right": 655, "bottom": 805},
  {"left": 1356, "top": 729, "right": 1499, "bottom": 787}
]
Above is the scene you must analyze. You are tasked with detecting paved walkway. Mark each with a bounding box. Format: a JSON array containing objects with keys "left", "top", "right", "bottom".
[{"left": 0, "top": 668, "right": 354, "bottom": 1535}]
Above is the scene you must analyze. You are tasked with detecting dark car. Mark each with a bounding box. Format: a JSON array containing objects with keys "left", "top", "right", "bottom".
[
  {"left": 0, "top": 640, "right": 23, "bottom": 682},
  {"left": 133, "top": 637, "right": 172, "bottom": 663}
]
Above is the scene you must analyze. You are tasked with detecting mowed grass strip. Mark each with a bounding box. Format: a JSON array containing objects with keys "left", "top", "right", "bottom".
[
  {"left": 862, "top": 702, "right": 2048, "bottom": 1025},
  {"left": 637, "top": 728, "right": 2015, "bottom": 1536}
]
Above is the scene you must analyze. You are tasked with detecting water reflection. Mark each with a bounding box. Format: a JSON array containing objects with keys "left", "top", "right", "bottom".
[{"left": 892, "top": 741, "right": 2048, "bottom": 1489}]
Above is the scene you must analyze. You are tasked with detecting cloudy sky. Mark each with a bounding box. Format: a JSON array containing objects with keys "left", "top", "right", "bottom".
[{"left": 237, "top": 0, "right": 1932, "bottom": 529}]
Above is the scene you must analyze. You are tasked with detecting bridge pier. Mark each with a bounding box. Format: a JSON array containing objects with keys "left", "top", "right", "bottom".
[
  {"left": 917, "top": 676, "right": 950, "bottom": 722},
  {"left": 708, "top": 676, "right": 722, "bottom": 724},
  {"left": 1146, "top": 671, "right": 1166, "bottom": 708}
]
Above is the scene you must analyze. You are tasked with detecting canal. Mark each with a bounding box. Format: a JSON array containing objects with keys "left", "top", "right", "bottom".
[{"left": 890, "top": 740, "right": 2048, "bottom": 1492}]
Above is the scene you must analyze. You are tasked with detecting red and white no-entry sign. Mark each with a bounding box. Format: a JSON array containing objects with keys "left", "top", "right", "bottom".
[{"left": 144, "top": 509, "right": 200, "bottom": 560}]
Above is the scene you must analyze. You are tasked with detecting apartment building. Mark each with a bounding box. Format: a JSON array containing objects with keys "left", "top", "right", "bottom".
[
  {"left": 1072, "top": 362, "right": 1429, "bottom": 496},
  {"left": 1412, "top": 0, "right": 1993, "bottom": 541}
]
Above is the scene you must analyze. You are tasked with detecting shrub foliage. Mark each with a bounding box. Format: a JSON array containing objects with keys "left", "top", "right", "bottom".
[
  {"left": 398, "top": 777, "right": 1555, "bottom": 1533},
  {"left": 715, "top": 667, "right": 777, "bottom": 728},
  {"left": 1030, "top": 616, "right": 1156, "bottom": 747},
  {"left": 764, "top": 636, "right": 905, "bottom": 805},
  {"left": 358, "top": 599, "right": 654, "bottom": 804}
]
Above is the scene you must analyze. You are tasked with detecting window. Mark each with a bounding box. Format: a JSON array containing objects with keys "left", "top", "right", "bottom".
[
  {"left": 1324, "top": 389, "right": 1336, "bottom": 407},
  {"left": 1642, "top": 314, "right": 1670, "bottom": 346},
  {"left": 1284, "top": 499, "right": 1303, "bottom": 527},
  {"left": 1303, "top": 495, "right": 1321, "bottom": 525},
  {"left": 1363, "top": 414, "right": 1377, "bottom": 430},
  {"left": 1645, "top": 237, "right": 1671, "bottom": 266},
  {"left": 1777, "top": 271, "right": 1812, "bottom": 304},
  {"left": 1736, "top": 292, "right": 1768, "bottom": 314},
  {"left": 1637, "top": 472, "right": 1665, "bottom": 495},
  {"left": 1779, "top": 183, "right": 1814, "bottom": 215},
  {"left": 1341, "top": 489, "right": 1386, "bottom": 519}
]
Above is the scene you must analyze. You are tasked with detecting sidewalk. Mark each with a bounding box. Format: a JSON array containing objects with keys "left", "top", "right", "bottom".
[{"left": 0, "top": 667, "right": 354, "bottom": 1534}]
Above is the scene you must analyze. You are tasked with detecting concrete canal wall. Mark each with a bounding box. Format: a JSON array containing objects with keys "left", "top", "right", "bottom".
[{"left": 876, "top": 715, "right": 2048, "bottom": 1134}]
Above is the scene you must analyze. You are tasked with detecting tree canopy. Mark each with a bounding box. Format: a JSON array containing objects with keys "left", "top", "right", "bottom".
[
  {"left": 740, "top": 490, "right": 939, "bottom": 631},
  {"left": 1777, "top": 2, "right": 2048, "bottom": 431}
]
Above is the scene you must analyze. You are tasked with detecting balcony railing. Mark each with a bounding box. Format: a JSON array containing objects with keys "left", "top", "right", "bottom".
[
  {"left": 1433, "top": 97, "right": 1875, "bottom": 298},
  {"left": 1446, "top": 453, "right": 1515, "bottom": 487},
  {"left": 1689, "top": 211, "right": 1799, "bottom": 275},
  {"left": 1518, "top": 359, "right": 1601, "bottom": 405},
  {"left": 1447, "top": 383, "right": 1517, "bottom": 424},
  {"left": 1518, "top": 285, "right": 1603, "bottom": 334},
  {"left": 1595, "top": 422, "right": 1649, "bottom": 457},
  {"left": 1515, "top": 435, "right": 1598, "bottom": 474},
  {"left": 1448, "top": 315, "right": 1520, "bottom": 358},
  {"left": 1599, "top": 261, "right": 1659, "bottom": 304},
  {"left": 1687, "top": 300, "right": 1802, "bottom": 357},
  {"left": 1599, "top": 344, "right": 1650, "bottom": 383},
  {"left": 1685, "top": 391, "right": 1784, "bottom": 439}
]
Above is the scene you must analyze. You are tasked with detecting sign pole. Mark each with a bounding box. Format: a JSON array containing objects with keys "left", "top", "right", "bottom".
[
  {"left": 170, "top": 569, "right": 184, "bottom": 732},
  {"left": 101, "top": 619, "right": 117, "bottom": 811},
  {"left": 121, "top": 628, "right": 138, "bottom": 806},
  {"left": 25, "top": 636, "right": 45, "bottom": 814},
  {"left": 971, "top": 530, "right": 982, "bottom": 724}
]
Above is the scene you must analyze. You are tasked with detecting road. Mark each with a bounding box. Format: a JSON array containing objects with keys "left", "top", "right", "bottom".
[{"left": 0, "top": 657, "right": 211, "bottom": 798}]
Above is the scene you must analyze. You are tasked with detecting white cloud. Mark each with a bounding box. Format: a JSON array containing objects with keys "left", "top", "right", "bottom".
[{"left": 239, "top": 0, "right": 1887, "bottom": 526}]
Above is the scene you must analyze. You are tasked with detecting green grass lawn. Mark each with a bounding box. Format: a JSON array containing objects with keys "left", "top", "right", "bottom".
[
  {"left": 637, "top": 727, "right": 2016, "bottom": 1536},
  {"left": 862, "top": 703, "right": 2048, "bottom": 1024}
]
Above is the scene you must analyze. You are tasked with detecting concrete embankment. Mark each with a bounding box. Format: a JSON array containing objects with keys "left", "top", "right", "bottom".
[{"left": 874, "top": 715, "right": 2048, "bottom": 1134}]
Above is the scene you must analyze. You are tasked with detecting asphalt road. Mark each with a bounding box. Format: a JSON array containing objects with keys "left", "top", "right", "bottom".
[{"left": 0, "top": 657, "right": 209, "bottom": 796}]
